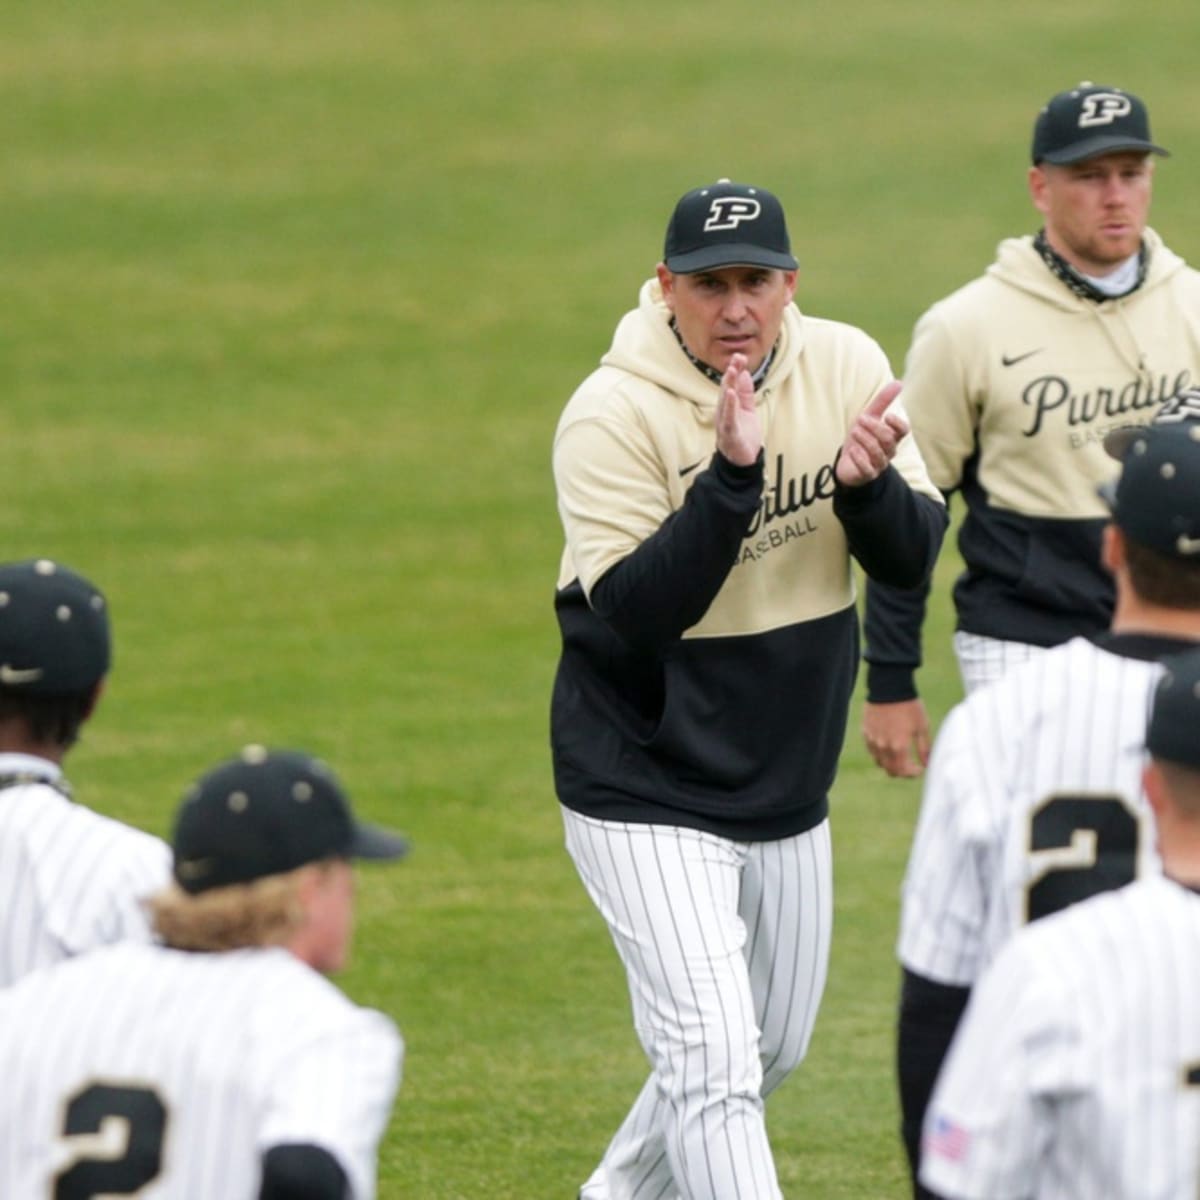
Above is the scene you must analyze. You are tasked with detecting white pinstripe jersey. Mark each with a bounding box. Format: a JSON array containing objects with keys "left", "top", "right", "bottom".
[
  {"left": 898, "top": 637, "right": 1167, "bottom": 987},
  {"left": 0, "top": 941, "right": 402, "bottom": 1199},
  {"left": 0, "top": 754, "right": 172, "bottom": 987},
  {"left": 922, "top": 876, "right": 1200, "bottom": 1199}
]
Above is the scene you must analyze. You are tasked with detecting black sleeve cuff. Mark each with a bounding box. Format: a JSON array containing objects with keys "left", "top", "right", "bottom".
[
  {"left": 831, "top": 462, "right": 889, "bottom": 507},
  {"left": 260, "top": 1144, "right": 348, "bottom": 1200},
  {"left": 713, "top": 448, "right": 766, "bottom": 485},
  {"left": 897, "top": 968, "right": 972, "bottom": 1195},
  {"left": 867, "top": 662, "right": 919, "bottom": 703}
]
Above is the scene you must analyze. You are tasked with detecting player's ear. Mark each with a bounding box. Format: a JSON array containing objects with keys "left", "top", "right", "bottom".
[
  {"left": 291, "top": 863, "right": 324, "bottom": 911},
  {"left": 656, "top": 263, "right": 676, "bottom": 313},
  {"left": 1100, "top": 523, "right": 1124, "bottom": 575},
  {"left": 1143, "top": 761, "right": 1168, "bottom": 824},
  {"left": 1028, "top": 164, "right": 1050, "bottom": 217}
]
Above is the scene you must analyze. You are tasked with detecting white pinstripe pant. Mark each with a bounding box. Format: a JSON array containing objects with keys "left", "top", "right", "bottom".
[
  {"left": 952, "top": 631, "right": 1048, "bottom": 695},
  {"left": 565, "top": 810, "right": 833, "bottom": 1200}
]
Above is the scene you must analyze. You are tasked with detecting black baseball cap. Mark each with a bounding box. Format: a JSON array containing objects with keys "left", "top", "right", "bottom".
[
  {"left": 172, "top": 746, "right": 410, "bottom": 894},
  {"left": 663, "top": 179, "right": 799, "bottom": 274},
  {"left": 0, "top": 559, "right": 110, "bottom": 695},
  {"left": 1104, "top": 388, "right": 1200, "bottom": 459},
  {"left": 1097, "top": 421, "right": 1200, "bottom": 559},
  {"left": 1147, "top": 647, "right": 1200, "bottom": 771},
  {"left": 1032, "top": 82, "right": 1168, "bottom": 165}
]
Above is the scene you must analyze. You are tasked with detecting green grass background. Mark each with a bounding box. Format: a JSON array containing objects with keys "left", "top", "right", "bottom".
[{"left": 5, "top": 2, "right": 1199, "bottom": 1195}]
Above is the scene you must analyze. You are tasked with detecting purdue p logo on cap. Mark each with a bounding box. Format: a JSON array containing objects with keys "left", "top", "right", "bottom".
[
  {"left": 703, "top": 196, "right": 762, "bottom": 232},
  {"left": 1078, "top": 92, "right": 1133, "bottom": 128}
]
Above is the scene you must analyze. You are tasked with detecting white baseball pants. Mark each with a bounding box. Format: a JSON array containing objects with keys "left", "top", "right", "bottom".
[
  {"left": 952, "top": 631, "right": 1047, "bottom": 695},
  {"left": 564, "top": 810, "right": 833, "bottom": 1200}
]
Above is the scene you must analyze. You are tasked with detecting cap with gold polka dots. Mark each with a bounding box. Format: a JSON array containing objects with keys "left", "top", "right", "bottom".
[
  {"left": 172, "top": 745, "right": 409, "bottom": 894},
  {"left": 1098, "top": 396, "right": 1200, "bottom": 560},
  {"left": 0, "top": 558, "right": 109, "bottom": 695},
  {"left": 1148, "top": 647, "right": 1200, "bottom": 771}
]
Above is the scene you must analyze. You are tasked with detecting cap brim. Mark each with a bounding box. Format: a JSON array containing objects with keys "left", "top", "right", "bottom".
[
  {"left": 349, "top": 822, "right": 410, "bottom": 862},
  {"left": 665, "top": 245, "right": 799, "bottom": 274},
  {"left": 1040, "top": 137, "right": 1169, "bottom": 165}
]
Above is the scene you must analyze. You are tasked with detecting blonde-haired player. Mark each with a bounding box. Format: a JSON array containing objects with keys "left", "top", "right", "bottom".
[{"left": 0, "top": 745, "right": 409, "bottom": 1199}]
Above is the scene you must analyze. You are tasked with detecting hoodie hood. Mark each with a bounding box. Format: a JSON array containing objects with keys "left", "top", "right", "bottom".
[
  {"left": 986, "top": 226, "right": 1184, "bottom": 309},
  {"left": 599, "top": 278, "right": 805, "bottom": 410},
  {"left": 985, "top": 228, "right": 1187, "bottom": 376}
]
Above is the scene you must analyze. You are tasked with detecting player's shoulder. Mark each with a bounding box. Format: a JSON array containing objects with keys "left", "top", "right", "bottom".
[
  {"left": 969, "top": 635, "right": 1149, "bottom": 711},
  {"left": 1015, "top": 873, "right": 1186, "bottom": 961},
  {"left": 919, "top": 272, "right": 998, "bottom": 320},
  {"left": 0, "top": 775, "right": 74, "bottom": 832},
  {"left": 792, "top": 310, "right": 887, "bottom": 359},
  {"left": 1069, "top": 872, "right": 1196, "bottom": 926},
  {"left": 932, "top": 639, "right": 1126, "bottom": 773},
  {"left": 0, "top": 935, "right": 154, "bottom": 1010},
  {"left": 1, "top": 781, "right": 167, "bottom": 872},
  {"left": 52, "top": 800, "right": 171, "bottom": 881},
  {"left": 236, "top": 948, "right": 400, "bottom": 1043},
  {"left": 786, "top": 311, "right": 893, "bottom": 402},
  {"left": 1029, "top": 636, "right": 1166, "bottom": 708},
  {"left": 919, "top": 243, "right": 1027, "bottom": 312},
  {"left": 558, "top": 362, "right": 639, "bottom": 425},
  {"left": 1142, "top": 227, "right": 1200, "bottom": 288}
]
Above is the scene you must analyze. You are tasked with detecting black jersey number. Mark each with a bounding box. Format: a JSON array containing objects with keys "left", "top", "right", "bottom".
[
  {"left": 54, "top": 1082, "right": 167, "bottom": 1199},
  {"left": 1026, "top": 793, "right": 1140, "bottom": 924}
]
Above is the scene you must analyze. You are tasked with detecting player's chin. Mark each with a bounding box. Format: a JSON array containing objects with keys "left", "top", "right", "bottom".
[
  {"left": 1095, "top": 230, "right": 1140, "bottom": 259},
  {"left": 713, "top": 339, "right": 761, "bottom": 373}
]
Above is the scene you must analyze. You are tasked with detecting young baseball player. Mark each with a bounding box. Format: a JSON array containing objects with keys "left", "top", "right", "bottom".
[
  {"left": 0, "top": 744, "right": 409, "bottom": 1199},
  {"left": 862, "top": 82, "right": 1200, "bottom": 778},
  {"left": 920, "top": 644, "right": 1200, "bottom": 1199},
  {"left": 896, "top": 408, "right": 1200, "bottom": 1197},
  {"left": 0, "top": 557, "right": 171, "bottom": 986},
  {"left": 552, "top": 179, "right": 945, "bottom": 1200}
]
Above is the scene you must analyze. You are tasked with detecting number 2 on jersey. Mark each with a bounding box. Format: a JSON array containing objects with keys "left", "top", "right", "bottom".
[
  {"left": 54, "top": 1082, "right": 167, "bottom": 1199},
  {"left": 1026, "top": 793, "right": 1141, "bottom": 924}
]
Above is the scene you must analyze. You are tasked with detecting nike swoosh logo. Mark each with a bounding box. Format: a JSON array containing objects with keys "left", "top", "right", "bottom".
[
  {"left": 678, "top": 460, "right": 705, "bottom": 478},
  {"left": 0, "top": 664, "right": 44, "bottom": 685},
  {"left": 1178, "top": 534, "right": 1200, "bottom": 556},
  {"left": 1001, "top": 348, "right": 1044, "bottom": 367}
]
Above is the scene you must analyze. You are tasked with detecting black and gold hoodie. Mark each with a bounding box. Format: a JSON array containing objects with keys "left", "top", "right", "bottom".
[{"left": 551, "top": 278, "right": 946, "bottom": 840}]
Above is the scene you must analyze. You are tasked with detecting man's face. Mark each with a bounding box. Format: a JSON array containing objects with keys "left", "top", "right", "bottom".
[
  {"left": 656, "top": 263, "right": 797, "bottom": 375},
  {"left": 1029, "top": 151, "right": 1154, "bottom": 275}
]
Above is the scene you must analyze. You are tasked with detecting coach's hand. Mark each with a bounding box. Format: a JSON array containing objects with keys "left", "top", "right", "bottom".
[
  {"left": 863, "top": 698, "right": 931, "bottom": 778},
  {"left": 836, "top": 381, "right": 909, "bottom": 487},
  {"left": 715, "top": 353, "right": 762, "bottom": 466}
]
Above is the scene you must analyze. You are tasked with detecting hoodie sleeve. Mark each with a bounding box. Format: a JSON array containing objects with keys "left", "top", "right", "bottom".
[
  {"left": 833, "top": 466, "right": 947, "bottom": 591},
  {"left": 860, "top": 299, "right": 974, "bottom": 700},
  {"left": 831, "top": 347, "right": 948, "bottom": 619},
  {"left": 863, "top": 574, "right": 935, "bottom": 702},
  {"left": 898, "top": 298, "right": 984, "bottom": 493},
  {"left": 584, "top": 452, "right": 763, "bottom": 653}
]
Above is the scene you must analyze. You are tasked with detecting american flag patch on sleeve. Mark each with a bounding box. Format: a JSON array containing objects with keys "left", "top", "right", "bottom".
[{"left": 924, "top": 1114, "right": 971, "bottom": 1162}]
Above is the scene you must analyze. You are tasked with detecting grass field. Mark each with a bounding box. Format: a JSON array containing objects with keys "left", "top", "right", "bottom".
[{"left": 5, "top": 2, "right": 1200, "bottom": 1195}]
